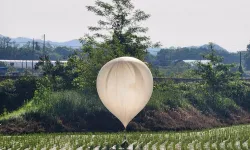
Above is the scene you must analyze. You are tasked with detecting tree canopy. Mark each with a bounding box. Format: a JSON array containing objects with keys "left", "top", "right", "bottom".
[
  {"left": 245, "top": 43, "right": 250, "bottom": 70},
  {"left": 72, "top": 0, "right": 159, "bottom": 93}
]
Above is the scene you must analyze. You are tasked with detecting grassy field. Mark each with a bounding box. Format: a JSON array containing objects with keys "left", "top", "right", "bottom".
[{"left": 1, "top": 124, "right": 250, "bottom": 150}]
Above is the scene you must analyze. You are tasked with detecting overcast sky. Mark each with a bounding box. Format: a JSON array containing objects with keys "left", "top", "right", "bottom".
[{"left": 1, "top": 0, "right": 250, "bottom": 52}]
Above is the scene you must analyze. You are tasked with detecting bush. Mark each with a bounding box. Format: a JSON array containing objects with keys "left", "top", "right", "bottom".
[
  {"left": 184, "top": 83, "right": 208, "bottom": 111},
  {"left": 0, "top": 76, "right": 36, "bottom": 114},
  {"left": 35, "top": 90, "right": 105, "bottom": 118},
  {"left": 147, "top": 81, "right": 188, "bottom": 110},
  {"left": 25, "top": 79, "right": 106, "bottom": 122}
]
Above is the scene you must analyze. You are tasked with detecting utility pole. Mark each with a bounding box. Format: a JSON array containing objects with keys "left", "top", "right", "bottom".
[
  {"left": 3, "top": 38, "right": 5, "bottom": 50},
  {"left": 240, "top": 51, "right": 242, "bottom": 67},
  {"left": 32, "top": 39, "right": 35, "bottom": 74},
  {"left": 43, "top": 34, "right": 45, "bottom": 56},
  {"left": 6, "top": 41, "right": 9, "bottom": 49},
  {"left": 238, "top": 50, "right": 247, "bottom": 78}
]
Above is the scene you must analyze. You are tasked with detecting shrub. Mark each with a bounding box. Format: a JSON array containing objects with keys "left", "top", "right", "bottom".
[
  {"left": 34, "top": 90, "right": 105, "bottom": 118},
  {"left": 0, "top": 76, "right": 36, "bottom": 114},
  {"left": 147, "top": 81, "right": 188, "bottom": 110}
]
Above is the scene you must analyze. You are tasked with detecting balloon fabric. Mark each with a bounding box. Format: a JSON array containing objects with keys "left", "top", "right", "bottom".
[{"left": 96, "top": 57, "right": 153, "bottom": 128}]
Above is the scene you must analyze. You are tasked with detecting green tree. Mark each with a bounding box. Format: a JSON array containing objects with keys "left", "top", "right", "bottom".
[
  {"left": 35, "top": 55, "right": 54, "bottom": 76},
  {"left": 238, "top": 65, "right": 244, "bottom": 76},
  {"left": 54, "top": 46, "right": 74, "bottom": 59},
  {"left": 84, "top": 0, "right": 159, "bottom": 60},
  {"left": 73, "top": 0, "right": 159, "bottom": 93},
  {"left": 245, "top": 43, "right": 250, "bottom": 70},
  {"left": 195, "top": 43, "right": 241, "bottom": 101}
]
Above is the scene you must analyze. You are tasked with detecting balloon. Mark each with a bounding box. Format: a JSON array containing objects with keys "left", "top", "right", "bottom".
[{"left": 96, "top": 57, "right": 153, "bottom": 128}]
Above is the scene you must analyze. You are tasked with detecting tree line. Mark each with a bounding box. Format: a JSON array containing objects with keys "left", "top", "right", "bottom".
[
  {"left": 2, "top": 35, "right": 250, "bottom": 72},
  {"left": 0, "top": 37, "right": 78, "bottom": 60}
]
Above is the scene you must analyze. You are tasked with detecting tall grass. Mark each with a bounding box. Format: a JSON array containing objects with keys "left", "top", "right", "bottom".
[
  {"left": 0, "top": 89, "right": 106, "bottom": 121},
  {"left": 34, "top": 90, "right": 105, "bottom": 117}
]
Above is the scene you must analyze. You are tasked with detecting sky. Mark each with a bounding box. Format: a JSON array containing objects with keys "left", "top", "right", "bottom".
[{"left": 1, "top": 0, "right": 250, "bottom": 52}]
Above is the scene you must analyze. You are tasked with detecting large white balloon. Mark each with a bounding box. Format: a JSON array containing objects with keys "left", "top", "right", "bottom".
[{"left": 96, "top": 57, "right": 153, "bottom": 128}]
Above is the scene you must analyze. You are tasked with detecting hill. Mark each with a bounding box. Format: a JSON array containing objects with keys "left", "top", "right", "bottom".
[
  {"left": 147, "top": 44, "right": 228, "bottom": 56},
  {"left": 1, "top": 35, "right": 231, "bottom": 56},
  {"left": 200, "top": 43, "right": 228, "bottom": 52},
  {"left": 0, "top": 35, "right": 82, "bottom": 48}
]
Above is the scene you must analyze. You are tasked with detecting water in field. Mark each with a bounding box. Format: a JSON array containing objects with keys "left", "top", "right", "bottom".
[{"left": 1, "top": 125, "right": 250, "bottom": 150}]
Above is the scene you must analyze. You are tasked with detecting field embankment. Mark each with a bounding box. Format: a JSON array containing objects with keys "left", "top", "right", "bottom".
[{"left": 1, "top": 80, "right": 250, "bottom": 134}]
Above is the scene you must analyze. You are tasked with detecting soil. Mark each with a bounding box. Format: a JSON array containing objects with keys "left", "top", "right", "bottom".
[{"left": 1, "top": 107, "right": 250, "bottom": 134}]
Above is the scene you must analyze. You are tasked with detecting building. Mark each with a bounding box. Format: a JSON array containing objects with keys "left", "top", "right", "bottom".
[{"left": 183, "top": 60, "right": 210, "bottom": 67}]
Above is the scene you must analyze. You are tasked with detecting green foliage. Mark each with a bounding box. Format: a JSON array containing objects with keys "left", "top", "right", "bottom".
[
  {"left": 33, "top": 90, "right": 105, "bottom": 119},
  {"left": 156, "top": 63, "right": 195, "bottom": 78},
  {"left": 32, "top": 76, "right": 53, "bottom": 106},
  {"left": 35, "top": 55, "right": 54, "bottom": 75},
  {"left": 147, "top": 64, "right": 164, "bottom": 77},
  {"left": 54, "top": 46, "right": 75, "bottom": 59},
  {"left": 73, "top": 0, "right": 159, "bottom": 92},
  {"left": 190, "top": 43, "right": 248, "bottom": 114},
  {"left": 195, "top": 43, "right": 241, "bottom": 95},
  {"left": 85, "top": 0, "right": 159, "bottom": 60},
  {"left": 0, "top": 80, "right": 16, "bottom": 111},
  {"left": 35, "top": 56, "right": 76, "bottom": 90},
  {"left": 0, "top": 77, "right": 36, "bottom": 114},
  {"left": 244, "top": 43, "right": 250, "bottom": 70},
  {"left": 71, "top": 42, "right": 115, "bottom": 93},
  {"left": 150, "top": 81, "right": 240, "bottom": 115},
  {"left": 238, "top": 65, "right": 244, "bottom": 75},
  {"left": 0, "top": 81, "right": 106, "bottom": 121},
  {"left": 156, "top": 46, "right": 239, "bottom": 67},
  {"left": 183, "top": 83, "right": 208, "bottom": 110},
  {"left": 0, "top": 75, "right": 105, "bottom": 120},
  {"left": 0, "top": 36, "right": 77, "bottom": 60},
  {"left": 148, "top": 81, "right": 188, "bottom": 110}
]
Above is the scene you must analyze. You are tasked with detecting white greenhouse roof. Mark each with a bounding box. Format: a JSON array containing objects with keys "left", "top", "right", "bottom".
[{"left": 183, "top": 60, "right": 210, "bottom": 66}]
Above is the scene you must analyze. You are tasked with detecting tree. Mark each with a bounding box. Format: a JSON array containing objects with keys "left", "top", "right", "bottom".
[
  {"left": 83, "top": 0, "right": 159, "bottom": 60},
  {"left": 0, "top": 37, "right": 11, "bottom": 49},
  {"left": 35, "top": 55, "right": 54, "bottom": 76},
  {"left": 238, "top": 65, "right": 244, "bottom": 76},
  {"left": 245, "top": 43, "right": 250, "bottom": 70},
  {"left": 195, "top": 43, "right": 241, "bottom": 102},
  {"left": 54, "top": 46, "right": 74, "bottom": 59},
  {"left": 72, "top": 0, "right": 159, "bottom": 93}
]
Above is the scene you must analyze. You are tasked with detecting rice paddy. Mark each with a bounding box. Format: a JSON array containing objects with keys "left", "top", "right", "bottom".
[{"left": 1, "top": 124, "right": 250, "bottom": 150}]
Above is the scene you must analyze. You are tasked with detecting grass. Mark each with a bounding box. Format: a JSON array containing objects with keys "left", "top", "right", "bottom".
[
  {"left": 0, "top": 101, "right": 35, "bottom": 121},
  {"left": 0, "top": 79, "right": 247, "bottom": 121},
  {"left": 0, "top": 124, "right": 250, "bottom": 149},
  {"left": 0, "top": 90, "right": 105, "bottom": 121},
  {"left": 0, "top": 81, "right": 189, "bottom": 121}
]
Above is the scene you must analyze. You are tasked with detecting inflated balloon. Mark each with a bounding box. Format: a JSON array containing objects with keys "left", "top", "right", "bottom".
[{"left": 96, "top": 57, "right": 153, "bottom": 128}]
